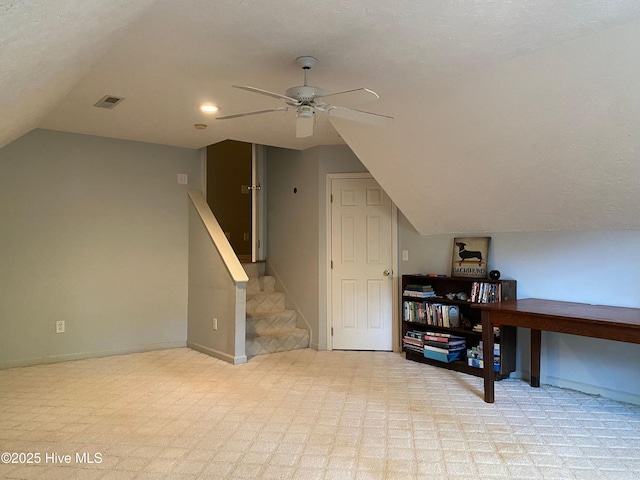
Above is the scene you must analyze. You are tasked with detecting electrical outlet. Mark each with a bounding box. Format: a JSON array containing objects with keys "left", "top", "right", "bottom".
[
  {"left": 56, "top": 321, "right": 65, "bottom": 334},
  {"left": 212, "top": 318, "right": 218, "bottom": 330}
]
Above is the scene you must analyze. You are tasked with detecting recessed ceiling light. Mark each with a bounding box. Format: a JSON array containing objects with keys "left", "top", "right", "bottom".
[
  {"left": 194, "top": 124, "right": 207, "bottom": 130},
  {"left": 200, "top": 104, "right": 219, "bottom": 113}
]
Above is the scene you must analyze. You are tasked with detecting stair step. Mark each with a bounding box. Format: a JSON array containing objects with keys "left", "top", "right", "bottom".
[
  {"left": 246, "top": 275, "right": 276, "bottom": 295},
  {"left": 244, "top": 264, "right": 309, "bottom": 360},
  {"left": 247, "top": 310, "right": 297, "bottom": 335},
  {"left": 246, "top": 291, "right": 286, "bottom": 315},
  {"left": 242, "top": 262, "right": 265, "bottom": 279},
  {"left": 246, "top": 328, "right": 310, "bottom": 358}
]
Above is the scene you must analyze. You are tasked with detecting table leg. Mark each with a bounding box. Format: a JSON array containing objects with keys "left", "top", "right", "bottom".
[
  {"left": 481, "top": 311, "right": 494, "bottom": 403},
  {"left": 530, "top": 328, "right": 541, "bottom": 388}
]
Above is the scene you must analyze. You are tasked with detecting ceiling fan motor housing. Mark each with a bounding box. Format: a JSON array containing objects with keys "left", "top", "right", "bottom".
[{"left": 285, "top": 86, "right": 326, "bottom": 104}]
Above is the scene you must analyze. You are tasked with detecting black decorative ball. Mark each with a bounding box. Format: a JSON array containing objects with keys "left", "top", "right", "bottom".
[{"left": 489, "top": 270, "right": 501, "bottom": 280}]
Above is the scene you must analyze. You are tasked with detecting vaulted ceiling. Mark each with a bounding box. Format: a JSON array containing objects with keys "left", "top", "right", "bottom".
[{"left": 3, "top": 1, "right": 640, "bottom": 234}]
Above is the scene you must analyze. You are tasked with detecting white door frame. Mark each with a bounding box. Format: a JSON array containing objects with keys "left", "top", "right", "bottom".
[
  {"left": 252, "top": 144, "right": 266, "bottom": 261},
  {"left": 325, "top": 172, "right": 399, "bottom": 352}
]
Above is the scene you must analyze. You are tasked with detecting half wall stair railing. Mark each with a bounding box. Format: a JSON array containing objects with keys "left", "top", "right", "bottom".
[{"left": 186, "top": 189, "right": 248, "bottom": 364}]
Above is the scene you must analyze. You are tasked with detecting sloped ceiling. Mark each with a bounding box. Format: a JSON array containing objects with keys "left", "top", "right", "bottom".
[{"left": 3, "top": 1, "right": 640, "bottom": 234}]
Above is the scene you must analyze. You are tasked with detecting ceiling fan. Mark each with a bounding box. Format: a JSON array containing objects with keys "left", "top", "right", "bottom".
[{"left": 217, "top": 56, "right": 393, "bottom": 138}]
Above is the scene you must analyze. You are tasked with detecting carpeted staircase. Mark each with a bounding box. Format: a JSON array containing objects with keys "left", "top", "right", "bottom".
[{"left": 243, "top": 263, "right": 310, "bottom": 358}]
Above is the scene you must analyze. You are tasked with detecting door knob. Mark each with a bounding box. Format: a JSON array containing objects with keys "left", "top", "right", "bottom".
[{"left": 383, "top": 269, "right": 391, "bottom": 276}]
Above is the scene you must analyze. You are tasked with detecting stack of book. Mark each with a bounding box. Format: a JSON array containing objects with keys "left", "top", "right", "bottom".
[
  {"left": 422, "top": 331, "right": 466, "bottom": 363},
  {"left": 467, "top": 341, "right": 500, "bottom": 371},
  {"left": 402, "top": 330, "right": 424, "bottom": 353},
  {"left": 402, "top": 284, "right": 436, "bottom": 298}
]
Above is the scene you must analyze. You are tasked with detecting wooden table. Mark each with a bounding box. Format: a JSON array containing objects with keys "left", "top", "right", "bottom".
[{"left": 473, "top": 298, "right": 640, "bottom": 403}]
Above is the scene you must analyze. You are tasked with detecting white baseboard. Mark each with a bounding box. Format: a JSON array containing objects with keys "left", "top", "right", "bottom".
[
  {"left": 513, "top": 370, "right": 640, "bottom": 406},
  {"left": 0, "top": 341, "right": 187, "bottom": 370},
  {"left": 188, "top": 341, "right": 247, "bottom": 365},
  {"left": 310, "top": 342, "right": 327, "bottom": 351}
]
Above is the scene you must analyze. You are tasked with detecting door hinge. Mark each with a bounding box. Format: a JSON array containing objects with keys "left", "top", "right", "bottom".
[
  {"left": 256, "top": 239, "right": 260, "bottom": 248},
  {"left": 330, "top": 194, "right": 333, "bottom": 203},
  {"left": 330, "top": 260, "right": 333, "bottom": 269},
  {"left": 331, "top": 327, "right": 334, "bottom": 336}
]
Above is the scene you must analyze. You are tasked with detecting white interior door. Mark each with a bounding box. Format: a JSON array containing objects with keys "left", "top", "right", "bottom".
[{"left": 330, "top": 176, "right": 393, "bottom": 350}]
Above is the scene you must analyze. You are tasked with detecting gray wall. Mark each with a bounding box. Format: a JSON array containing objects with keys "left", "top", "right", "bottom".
[
  {"left": 266, "top": 145, "right": 368, "bottom": 349},
  {"left": 399, "top": 214, "right": 640, "bottom": 404},
  {"left": 187, "top": 192, "right": 247, "bottom": 364},
  {"left": 0, "top": 129, "right": 201, "bottom": 367},
  {"left": 268, "top": 144, "right": 640, "bottom": 404},
  {"left": 266, "top": 147, "right": 321, "bottom": 345}
]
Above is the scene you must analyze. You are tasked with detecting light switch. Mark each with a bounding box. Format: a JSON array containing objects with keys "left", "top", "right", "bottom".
[
  {"left": 402, "top": 250, "right": 409, "bottom": 261},
  {"left": 177, "top": 173, "right": 188, "bottom": 184}
]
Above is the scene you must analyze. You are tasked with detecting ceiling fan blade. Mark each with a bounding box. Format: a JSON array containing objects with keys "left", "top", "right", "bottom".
[
  {"left": 296, "top": 115, "right": 314, "bottom": 138},
  {"left": 233, "top": 85, "right": 300, "bottom": 104},
  {"left": 325, "top": 106, "right": 393, "bottom": 126},
  {"left": 316, "top": 88, "right": 380, "bottom": 103},
  {"left": 217, "top": 107, "right": 287, "bottom": 120}
]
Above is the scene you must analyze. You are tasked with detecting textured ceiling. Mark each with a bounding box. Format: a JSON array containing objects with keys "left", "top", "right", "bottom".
[{"left": 3, "top": 0, "right": 640, "bottom": 234}]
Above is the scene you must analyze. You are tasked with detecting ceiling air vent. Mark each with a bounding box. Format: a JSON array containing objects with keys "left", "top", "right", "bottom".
[{"left": 94, "top": 95, "right": 124, "bottom": 109}]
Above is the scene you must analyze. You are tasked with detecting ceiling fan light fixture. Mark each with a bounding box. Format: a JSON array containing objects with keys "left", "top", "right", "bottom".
[
  {"left": 200, "top": 104, "right": 219, "bottom": 113},
  {"left": 297, "top": 105, "right": 314, "bottom": 118}
]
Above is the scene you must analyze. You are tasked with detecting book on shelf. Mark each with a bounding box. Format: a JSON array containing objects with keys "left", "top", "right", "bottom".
[
  {"left": 470, "top": 281, "right": 502, "bottom": 303},
  {"left": 424, "top": 339, "right": 465, "bottom": 349},
  {"left": 403, "top": 337, "right": 423, "bottom": 347},
  {"left": 423, "top": 334, "right": 452, "bottom": 343},
  {"left": 403, "top": 301, "right": 461, "bottom": 327},
  {"left": 424, "top": 343, "right": 466, "bottom": 355},
  {"left": 402, "top": 330, "right": 425, "bottom": 353},
  {"left": 472, "top": 324, "right": 501, "bottom": 335},
  {"left": 405, "top": 284, "right": 434, "bottom": 292},
  {"left": 424, "top": 331, "right": 464, "bottom": 339},
  {"left": 404, "top": 330, "right": 423, "bottom": 340},
  {"left": 403, "top": 291, "right": 437, "bottom": 298},
  {"left": 467, "top": 343, "right": 500, "bottom": 370},
  {"left": 403, "top": 284, "right": 436, "bottom": 298},
  {"left": 423, "top": 348, "right": 463, "bottom": 363}
]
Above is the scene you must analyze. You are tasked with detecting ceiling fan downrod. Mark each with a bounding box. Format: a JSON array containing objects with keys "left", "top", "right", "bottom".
[{"left": 296, "top": 56, "right": 317, "bottom": 86}]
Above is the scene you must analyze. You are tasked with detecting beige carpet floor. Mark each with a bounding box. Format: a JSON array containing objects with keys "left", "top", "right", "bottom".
[{"left": 1, "top": 347, "right": 639, "bottom": 479}]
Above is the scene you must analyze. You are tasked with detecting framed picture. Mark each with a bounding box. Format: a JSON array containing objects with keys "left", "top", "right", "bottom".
[{"left": 451, "top": 237, "right": 490, "bottom": 278}]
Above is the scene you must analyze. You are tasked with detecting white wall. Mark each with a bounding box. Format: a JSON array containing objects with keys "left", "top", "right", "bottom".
[
  {"left": 0, "top": 129, "right": 201, "bottom": 367},
  {"left": 331, "top": 19, "right": 640, "bottom": 236},
  {"left": 399, "top": 215, "right": 640, "bottom": 404}
]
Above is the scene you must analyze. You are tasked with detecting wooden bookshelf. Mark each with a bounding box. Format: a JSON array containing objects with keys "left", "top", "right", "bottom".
[{"left": 401, "top": 274, "right": 517, "bottom": 380}]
